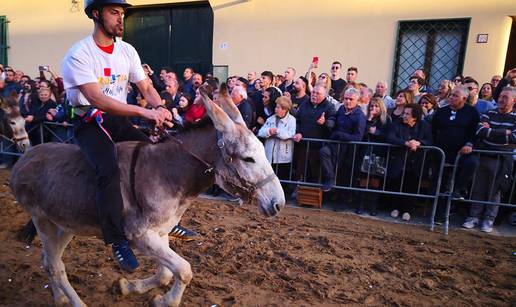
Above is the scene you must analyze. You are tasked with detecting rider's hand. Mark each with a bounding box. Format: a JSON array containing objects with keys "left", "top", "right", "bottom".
[
  {"left": 143, "top": 107, "right": 170, "bottom": 127},
  {"left": 157, "top": 106, "right": 172, "bottom": 122}
]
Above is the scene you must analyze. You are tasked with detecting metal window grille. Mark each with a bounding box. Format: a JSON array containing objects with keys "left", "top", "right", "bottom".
[
  {"left": 0, "top": 16, "right": 8, "bottom": 65},
  {"left": 391, "top": 18, "right": 470, "bottom": 95}
]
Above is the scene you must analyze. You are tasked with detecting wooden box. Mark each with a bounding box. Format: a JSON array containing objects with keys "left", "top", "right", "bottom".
[{"left": 296, "top": 185, "right": 323, "bottom": 208}]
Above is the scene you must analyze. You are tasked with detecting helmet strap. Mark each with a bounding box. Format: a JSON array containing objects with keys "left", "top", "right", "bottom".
[{"left": 93, "top": 7, "right": 116, "bottom": 42}]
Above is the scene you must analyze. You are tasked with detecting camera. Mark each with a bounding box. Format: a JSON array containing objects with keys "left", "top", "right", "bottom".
[{"left": 39, "top": 65, "right": 49, "bottom": 71}]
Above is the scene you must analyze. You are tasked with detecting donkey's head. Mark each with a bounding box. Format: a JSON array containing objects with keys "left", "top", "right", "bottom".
[
  {"left": 0, "top": 93, "right": 30, "bottom": 152},
  {"left": 199, "top": 84, "right": 285, "bottom": 217}
]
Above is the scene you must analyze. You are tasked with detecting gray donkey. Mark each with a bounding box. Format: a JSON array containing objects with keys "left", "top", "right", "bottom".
[{"left": 10, "top": 88, "right": 285, "bottom": 307}]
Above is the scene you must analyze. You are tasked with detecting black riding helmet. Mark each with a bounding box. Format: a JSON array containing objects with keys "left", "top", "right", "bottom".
[{"left": 84, "top": 0, "right": 132, "bottom": 19}]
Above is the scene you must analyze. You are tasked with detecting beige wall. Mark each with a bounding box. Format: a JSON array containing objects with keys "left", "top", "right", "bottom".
[{"left": 0, "top": 0, "right": 514, "bottom": 88}]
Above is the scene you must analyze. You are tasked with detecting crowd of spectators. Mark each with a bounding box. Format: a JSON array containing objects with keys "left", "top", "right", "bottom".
[{"left": 0, "top": 60, "right": 515, "bottom": 233}]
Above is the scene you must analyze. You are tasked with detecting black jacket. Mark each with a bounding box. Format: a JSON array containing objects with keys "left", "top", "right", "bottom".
[
  {"left": 295, "top": 98, "right": 336, "bottom": 139},
  {"left": 236, "top": 98, "right": 254, "bottom": 129},
  {"left": 387, "top": 119, "right": 432, "bottom": 178}
]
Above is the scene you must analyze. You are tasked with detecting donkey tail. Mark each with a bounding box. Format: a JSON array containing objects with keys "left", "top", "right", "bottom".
[{"left": 17, "top": 219, "right": 37, "bottom": 244}]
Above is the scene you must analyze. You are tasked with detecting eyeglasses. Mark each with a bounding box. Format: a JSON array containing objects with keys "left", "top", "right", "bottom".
[
  {"left": 453, "top": 79, "right": 462, "bottom": 82},
  {"left": 449, "top": 110, "right": 457, "bottom": 121},
  {"left": 331, "top": 66, "right": 340, "bottom": 70}
]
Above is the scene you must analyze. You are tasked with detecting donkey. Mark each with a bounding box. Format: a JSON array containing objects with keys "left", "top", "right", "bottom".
[
  {"left": 0, "top": 93, "right": 30, "bottom": 153},
  {"left": 10, "top": 87, "right": 285, "bottom": 307}
]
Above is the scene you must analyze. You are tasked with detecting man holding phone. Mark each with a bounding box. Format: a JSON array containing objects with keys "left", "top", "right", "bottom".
[{"left": 61, "top": 0, "right": 194, "bottom": 273}]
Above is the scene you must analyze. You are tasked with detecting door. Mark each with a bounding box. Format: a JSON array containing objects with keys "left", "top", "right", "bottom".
[{"left": 124, "top": 1, "right": 213, "bottom": 78}]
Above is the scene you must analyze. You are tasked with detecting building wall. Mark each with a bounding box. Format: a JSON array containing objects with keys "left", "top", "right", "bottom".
[{"left": 0, "top": 0, "right": 514, "bottom": 88}]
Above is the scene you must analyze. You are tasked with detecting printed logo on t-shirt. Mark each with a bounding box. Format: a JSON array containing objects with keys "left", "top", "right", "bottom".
[{"left": 98, "top": 73, "right": 128, "bottom": 97}]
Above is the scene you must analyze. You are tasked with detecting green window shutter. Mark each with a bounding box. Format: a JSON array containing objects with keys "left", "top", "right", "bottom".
[{"left": 0, "top": 16, "right": 8, "bottom": 65}]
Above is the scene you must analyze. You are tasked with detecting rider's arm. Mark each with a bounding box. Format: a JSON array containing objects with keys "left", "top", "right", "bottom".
[
  {"left": 134, "top": 78, "right": 164, "bottom": 108},
  {"left": 79, "top": 82, "right": 149, "bottom": 118}
]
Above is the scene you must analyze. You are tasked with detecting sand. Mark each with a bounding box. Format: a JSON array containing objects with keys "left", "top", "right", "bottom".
[{"left": 0, "top": 169, "right": 514, "bottom": 306}]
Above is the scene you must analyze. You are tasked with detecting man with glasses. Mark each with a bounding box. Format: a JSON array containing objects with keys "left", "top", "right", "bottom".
[
  {"left": 407, "top": 76, "right": 424, "bottom": 103},
  {"left": 463, "top": 77, "right": 495, "bottom": 114},
  {"left": 432, "top": 86, "right": 480, "bottom": 199},
  {"left": 330, "top": 61, "right": 346, "bottom": 100}
]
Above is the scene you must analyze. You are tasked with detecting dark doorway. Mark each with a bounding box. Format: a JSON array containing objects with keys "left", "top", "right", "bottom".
[
  {"left": 124, "top": 1, "right": 213, "bottom": 79},
  {"left": 503, "top": 16, "right": 516, "bottom": 76}
]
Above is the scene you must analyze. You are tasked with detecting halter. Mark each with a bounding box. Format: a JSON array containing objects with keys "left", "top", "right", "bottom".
[{"left": 153, "top": 126, "right": 277, "bottom": 202}]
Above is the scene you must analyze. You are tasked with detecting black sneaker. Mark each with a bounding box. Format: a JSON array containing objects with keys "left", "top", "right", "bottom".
[
  {"left": 170, "top": 224, "right": 198, "bottom": 241},
  {"left": 112, "top": 240, "right": 139, "bottom": 273}
]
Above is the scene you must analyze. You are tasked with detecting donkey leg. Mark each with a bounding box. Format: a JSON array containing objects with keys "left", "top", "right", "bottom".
[
  {"left": 120, "top": 234, "right": 173, "bottom": 295},
  {"left": 33, "top": 216, "right": 86, "bottom": 307},
  {"left": 135, "top": 231, "right": 192, "bottom": 307}
]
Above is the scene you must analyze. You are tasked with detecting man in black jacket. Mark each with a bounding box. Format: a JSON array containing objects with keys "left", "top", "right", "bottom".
[
  {"left": 231, "top": 85, "right": 254, "bottom": 129},
  {"left": 432, "top": 85, "right": 480, "bottom": 198},
  {"left": 293, "top": 84, "right": 336, "bottom": 183}
]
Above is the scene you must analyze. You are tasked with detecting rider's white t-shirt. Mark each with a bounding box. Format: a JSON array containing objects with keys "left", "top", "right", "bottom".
[{"left": 61, "top": 35, "right": 146, "bottom": 107}]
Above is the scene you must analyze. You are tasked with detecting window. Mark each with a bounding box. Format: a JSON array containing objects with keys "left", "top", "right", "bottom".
[
  {"left": 0, "top": 16, "right": 7, "bottom": 65},
  {"left": 391, "top": 18, "right": 470, "bottom": 95}
]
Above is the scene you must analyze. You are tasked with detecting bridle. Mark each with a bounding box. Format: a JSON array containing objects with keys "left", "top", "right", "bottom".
[
  {"left": 0, "top": 115, "right": 29, "bottom": 149},
  {"left": 153, "top": 126, "right": 277, "bottom": 202}
]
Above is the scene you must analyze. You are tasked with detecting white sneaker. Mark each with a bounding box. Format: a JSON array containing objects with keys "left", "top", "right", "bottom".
[
  {"left": 401, "top": 212, "right": 411, "bottom": 221},
  {"left": 462, "top": 217, "right": 480, "bottom": 229},
  {"left": 390, "top": 210, "right": 399, "bottom": 218},
  {"left": 480, "top": 219, "right": 494, "bottom": 233}
]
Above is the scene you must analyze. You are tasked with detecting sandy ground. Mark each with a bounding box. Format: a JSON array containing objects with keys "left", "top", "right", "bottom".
[{"left": 0, "top": 169, "right": 515, "bottom": 307}]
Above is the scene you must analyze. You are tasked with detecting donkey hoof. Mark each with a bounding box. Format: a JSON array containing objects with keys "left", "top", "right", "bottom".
[
  {"left": 119, "top": 278, "right": 130, "bottom": 296},
  {"left": 152, "top": 294, "right": 164, "bottom": 307}
]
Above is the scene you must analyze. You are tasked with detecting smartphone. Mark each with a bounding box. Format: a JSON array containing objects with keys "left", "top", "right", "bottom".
[
  {"left": 39, "top": 65, "right": 49, "bottom": 71},
  {"left": 312, "top": 56, "right": 319, "bottom": 68}
]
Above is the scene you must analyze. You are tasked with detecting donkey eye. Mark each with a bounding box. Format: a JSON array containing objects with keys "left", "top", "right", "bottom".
[
  {"left": 242, "top": 157, "right": 255, "bottom": 163},
  {"left": 10, "top": 121, "right": 15, "bottom": 125}
]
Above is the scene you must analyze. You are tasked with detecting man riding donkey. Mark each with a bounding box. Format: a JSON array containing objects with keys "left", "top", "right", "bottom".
[{"left": 61, "top": 0, "right": 197, "bottom": 272}]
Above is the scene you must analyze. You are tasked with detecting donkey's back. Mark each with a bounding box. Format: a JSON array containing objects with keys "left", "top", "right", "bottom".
[{"left": 11, "top": 143, "right": 101, "bottom": 235}]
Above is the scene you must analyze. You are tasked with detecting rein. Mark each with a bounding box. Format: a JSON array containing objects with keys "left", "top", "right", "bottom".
[{"left": 149, "top": 126, "right": 277, "bottom": 202}]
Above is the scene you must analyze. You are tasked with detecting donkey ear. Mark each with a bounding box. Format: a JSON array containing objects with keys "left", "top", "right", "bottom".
[
  {"left": 218, "top": 83, "right": 246, "bottom": 126},
  {"left": 199, "top": 85, "right": 235, "bottom": 133}
]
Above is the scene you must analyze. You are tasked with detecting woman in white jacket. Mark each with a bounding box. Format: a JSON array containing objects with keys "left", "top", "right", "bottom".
[{"left": 257, "top": 96, "right": 296, "bottom": 183}]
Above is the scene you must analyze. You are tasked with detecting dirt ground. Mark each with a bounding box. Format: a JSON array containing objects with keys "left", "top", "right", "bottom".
[{"left": 0, "top": 169, "right": 515, "bottom": 307}]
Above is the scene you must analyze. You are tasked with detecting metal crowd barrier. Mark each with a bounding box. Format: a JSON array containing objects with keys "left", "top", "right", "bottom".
[
  {"left": 443, "top": 149, "right": 516, "bottom": 234},
  {"left": 0, "top": 122, "right": 75, "bottom": 157},
  {"left": 274, "top": 138, "right": 447, "bottom": 231},
  {"left": 2, "top": 127, "right": 514, "bottom": 235}
]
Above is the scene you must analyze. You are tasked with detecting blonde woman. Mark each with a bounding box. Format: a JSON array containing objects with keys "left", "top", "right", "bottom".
[
  {"left": 437, "top": 79, "right": 454, "bottom": 107},
  {"left": 357, "top": 97, "right": 392, "bottom": 215},
  {"left": 257, "top": 96, "right": 296, "bottom": 183}
]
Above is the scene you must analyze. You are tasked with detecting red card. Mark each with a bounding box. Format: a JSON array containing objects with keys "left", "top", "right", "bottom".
[{"left": 104, "top": 68, "right": 111, "bottom": 76}]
